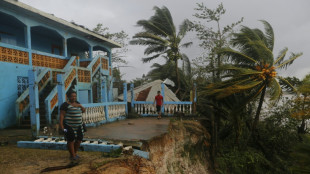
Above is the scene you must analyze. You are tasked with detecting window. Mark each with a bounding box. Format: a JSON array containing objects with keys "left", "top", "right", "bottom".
[
  {"left": 17, "top": 76, "right": 28, "bottom": 97},
  {"left": 0, "top": 31, "right": 17, "bottom": 45},
  {"left": 51, "top": 44, "right": 62, "bottom": 55}
]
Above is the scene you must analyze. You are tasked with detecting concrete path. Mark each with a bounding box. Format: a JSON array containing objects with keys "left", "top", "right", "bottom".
[{"left": 85, "top": 117, "right": 170, "bottom": 141}]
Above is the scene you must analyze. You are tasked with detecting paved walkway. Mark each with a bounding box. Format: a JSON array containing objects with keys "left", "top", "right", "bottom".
[{"left": 85, "top": 117, "right": 170, "bottom": 141}]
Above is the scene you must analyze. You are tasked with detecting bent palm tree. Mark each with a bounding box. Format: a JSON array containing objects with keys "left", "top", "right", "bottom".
[
  {"left": 205, "top": 20, "right": 302, "bottom": 131},
  {"left": 130, "top": 6, "right": 192, "bottom": 94}
]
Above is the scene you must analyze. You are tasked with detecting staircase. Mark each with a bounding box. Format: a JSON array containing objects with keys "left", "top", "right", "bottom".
[
  {"left": 15, "top": 55, "right": 108, "bottom": 131},
  {"left": 20, "top": 82, "right": 56, "bottom": 128}
]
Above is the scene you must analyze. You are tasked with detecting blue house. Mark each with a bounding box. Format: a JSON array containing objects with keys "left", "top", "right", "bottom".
[{"left": 0, "top": 0, "right": 122, "bottom": 129}]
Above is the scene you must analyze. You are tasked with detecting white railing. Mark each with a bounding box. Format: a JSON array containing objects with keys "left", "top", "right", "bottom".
[
  {"left": 82, "top": 106, "right": 106, "bottom": 124},
  {"left": 81, "top": 102, "right": 127, "bottom": 124},
  {"left": 134, "top": 103, "right": 157, "bottom": 115},
  {"left": 163, "top": 103, "right": 192, "bottom": 115},
  {"left": 133, "top": 101, "right": 193, "bottom": 115},
  {"left": 108, "top": 104, "right": 126, "bottom": 118}
]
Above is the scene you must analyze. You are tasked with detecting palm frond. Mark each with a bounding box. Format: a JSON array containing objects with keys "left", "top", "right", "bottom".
[
  {"left": 178, "top": 19, "right": 191, "bottom": 39},
  {"left": 151, "top": 6, "right": 175, "bottom": 36},
  {"left": 276, "top": 52, "right": 303, "bottom": 69},
  {"left": 131, "top": 32, "right": 167, "bottom": 44},
  {"left": 274, "top": 47, "right": 288, "bottom": 65},
  {"left": 220, "top": 47, "right": 257, "bottom": 64},
  {"left": 277, "top": 76, "right": 298, "bottom": 93},
  {"left": 260, "top": 20, "right": 274, "bottom": 51},
  {"left": 181, "top": 54, "right": 192, "bottom": 76},
  {"left": 268, "top": 78, "right": 282, "bottom": 100},
  {"left": 142, "top": 53, "right": 162, "bottom": 63},
  {"left": 129, "top": 39, "right": 164, "bottom": 47},
  {"left": 136, "top": 20, "right": 169, "bottom": 37},
  {"left": 144, "top": 45, "right": 166, "bottom": 55},
  {"left": 215, "top": 81, "right": 263, "bottom": 99},
  {"left": 180, "top": 42, "right": 193, "bottom": 48}
]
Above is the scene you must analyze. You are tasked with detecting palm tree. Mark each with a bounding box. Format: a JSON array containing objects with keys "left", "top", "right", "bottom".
[
  {"left": 205, "top": 20, "right": 302, "bottom": 131},
  {"left": 130, "top": 6, "right": 192, "bottom": 94}
]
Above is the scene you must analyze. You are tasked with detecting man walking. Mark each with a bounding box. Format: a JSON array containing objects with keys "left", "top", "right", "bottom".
[{"left": 154, "top": 91, "right": 163, "bottom": 119}]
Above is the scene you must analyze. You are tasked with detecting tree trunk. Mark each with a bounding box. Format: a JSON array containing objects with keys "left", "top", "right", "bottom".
[
  {"left": 210, "top": 106, "right": 216, "bottom": 167},
  {"left": 299, "top": 96, "right": 307, "bottom": 133},
  {"left": 210, "top": 57, "right": 216, "bottom": 83},
  {"left": 252, "top": 85, "right": 267, "bottom": 132},
  {"left": 175, "top": 60, "right": 180, "bottom": 94},
  {"left": 216, "top": 53, "right": 221, "bottom": 82}
]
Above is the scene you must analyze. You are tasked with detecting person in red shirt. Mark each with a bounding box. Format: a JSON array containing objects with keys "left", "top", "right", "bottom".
[{"left": 154, "top": 91, "right": 163, "bottom": 119}]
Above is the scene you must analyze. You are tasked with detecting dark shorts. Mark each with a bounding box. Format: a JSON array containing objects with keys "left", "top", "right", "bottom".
[
  {"left": 64, "top": 124, "right": 84, "bottom": 142},
  {"left": 156, "top": 105, "right": 161, "bottom": 112}
]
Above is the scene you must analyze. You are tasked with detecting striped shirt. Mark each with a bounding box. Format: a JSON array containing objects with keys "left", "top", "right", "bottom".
[{"left": 60, "top": 102, "right": 83, "bottom": 131}]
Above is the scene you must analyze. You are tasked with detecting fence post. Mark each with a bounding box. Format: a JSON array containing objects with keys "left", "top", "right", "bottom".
[
  {"left": 130, "top": 83, "right": 134, "bottom": 112},
  {"left": 28, "top": 69, "right": 40, "bottom": 137},
  {"left": 123, "top": 83, "right": 128, "bottom": 115},
  {"left": 57, "top": 74, "right": 65, "bottom": 121},
  {"left": 161, "top": 83, "right": 165, "bottom": 114}
]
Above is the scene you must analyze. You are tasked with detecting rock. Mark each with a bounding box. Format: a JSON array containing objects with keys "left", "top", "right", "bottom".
[{"left": 123, "top": 146, "right": 133, "bottom": 155}]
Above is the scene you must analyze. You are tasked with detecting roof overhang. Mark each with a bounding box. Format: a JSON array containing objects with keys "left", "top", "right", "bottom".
[{"left": 0, "top": 0, "right": 122, "bottom": 48}]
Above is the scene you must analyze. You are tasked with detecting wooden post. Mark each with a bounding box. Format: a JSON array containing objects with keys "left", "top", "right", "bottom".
[{"left": 28, "top": 69, "right": 40, "bottom": 137}]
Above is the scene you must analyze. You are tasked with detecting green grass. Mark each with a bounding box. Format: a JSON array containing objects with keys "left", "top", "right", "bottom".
[{"left": 290, "top": 134, "right": 310, "bottom": 174}]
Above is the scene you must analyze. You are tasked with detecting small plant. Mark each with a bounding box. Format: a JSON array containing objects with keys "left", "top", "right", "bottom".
[{"left": 102, "top": 148, "right": 122, "bottom": 158}]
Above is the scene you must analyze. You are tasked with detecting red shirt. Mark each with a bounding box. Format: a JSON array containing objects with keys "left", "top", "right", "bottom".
[{"left": 155, "top": 95, "right": 163, "bottom": 106}]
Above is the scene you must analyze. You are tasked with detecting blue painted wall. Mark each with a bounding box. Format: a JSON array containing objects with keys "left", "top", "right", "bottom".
[
  {"left": 0, "top": 62, "right": 30, "bottom": 129},
  {"left": 0, "top": 3, "right": 116, "bottom": 129}
]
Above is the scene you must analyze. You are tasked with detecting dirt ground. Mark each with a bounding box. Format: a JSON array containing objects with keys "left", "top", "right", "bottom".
[
  {"left": 0, "top": 119, "right": 212, "bottom": 174},
  {"left": 0, "top": 144, "right": 155, "bottom": 174}
]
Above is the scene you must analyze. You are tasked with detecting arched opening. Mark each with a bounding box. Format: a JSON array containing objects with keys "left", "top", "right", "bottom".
[
  {"left": 31, "top": 26, "right": 64, "bottom": 55},
  {"left": 0, "top": 11, "right": 26, "bottom": 47},
  {"left": 67, "top": 37, "right": 90, "bottom": 59}
]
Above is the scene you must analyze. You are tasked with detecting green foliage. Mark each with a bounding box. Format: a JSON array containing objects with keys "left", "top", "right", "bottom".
[
  {"left": 290, "top": 134, "right": 310, "bottom": 173},
  {"left": 102, "top": 147, "right": 122, "bottom": 158},
  {"left": 216, "top": 148, "right": 271, "bottom": 174},
  {"left": 191, "top": 3, "right": 243, "bottom": 83},
  {"left": 214, "top": 97, "right": 299, "bottom": 174},
  {"left": 92, "top": 24, "right": 129, "bottom": 65}
]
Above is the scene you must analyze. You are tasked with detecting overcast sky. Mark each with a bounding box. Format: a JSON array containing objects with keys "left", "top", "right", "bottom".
[{"left": 20, "top": 0, "right": 310, "bottom": 81}]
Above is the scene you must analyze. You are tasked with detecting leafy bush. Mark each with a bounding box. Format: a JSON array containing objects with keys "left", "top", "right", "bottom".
[{"left": 215, "top": 97, "right": 299, "bottom": 174}]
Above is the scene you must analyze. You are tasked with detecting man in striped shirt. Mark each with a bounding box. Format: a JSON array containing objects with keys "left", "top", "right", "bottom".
[{"left": 60, "top": 91, "right": 86, "bottom": 161}]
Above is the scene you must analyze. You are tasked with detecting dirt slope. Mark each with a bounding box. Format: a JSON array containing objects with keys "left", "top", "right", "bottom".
[{"left": 0, "top": 120, "right": 212, "bottom": 174}]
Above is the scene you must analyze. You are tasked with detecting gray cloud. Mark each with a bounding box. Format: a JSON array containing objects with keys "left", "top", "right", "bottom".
[{"left": 20, "top": 0, "right": 310, "bottom": 81}]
